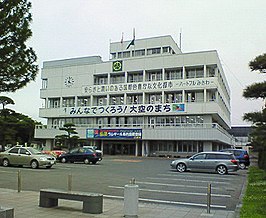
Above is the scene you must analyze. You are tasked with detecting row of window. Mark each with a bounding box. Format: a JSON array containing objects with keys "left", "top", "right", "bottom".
[
  {"left": 111, "top": 46, "right": 175, "bottom": 59},
  {"left": 46, "top": 89, "right": 217, "bottom": 108},
  {"left": 150, "top": 141, "right": 203, "bottom": 153},
  {"left": 94, "top": 65, "right": 216, "bottom": 85},
  {"left": 149, "top": 141, "right": 228, "bottom": 153},
  {"left": 50, "top": 115, "right": 206, "bottom": 128}
]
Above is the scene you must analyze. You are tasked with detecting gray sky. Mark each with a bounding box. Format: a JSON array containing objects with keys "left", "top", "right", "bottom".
[{"left": 6, "top": 0, "right": 266, "bottom": 126}]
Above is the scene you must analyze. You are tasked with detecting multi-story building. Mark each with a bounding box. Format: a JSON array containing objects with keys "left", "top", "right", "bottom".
[{"left": 35, "top": 35, "right": 234, "bottom": 156}]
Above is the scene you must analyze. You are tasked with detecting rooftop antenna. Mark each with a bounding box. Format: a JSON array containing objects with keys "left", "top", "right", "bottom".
[{"left": 179, "top": 28, "right": 182, "bottom": 51}]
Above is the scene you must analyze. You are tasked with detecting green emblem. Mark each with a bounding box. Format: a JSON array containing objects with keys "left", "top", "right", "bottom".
[{"left": 112, "top": 61, "right": 122, "bottom": 72}]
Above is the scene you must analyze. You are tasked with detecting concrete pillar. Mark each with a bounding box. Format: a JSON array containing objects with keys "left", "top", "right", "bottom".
[
  {"left": 141, "top": 141, "right": 145, "bottom": 157},
  {"left": 100, "top": 140, "right": 104, "bottom": 155},
  {"left": 124, "top": 183, "right": 139, "bottom": 217},
  {"left": 204, "top": 89, "right": 207, "bottom": 103},
  {"left": 135, "top": 141, "right": 138, "bottom": 156}
]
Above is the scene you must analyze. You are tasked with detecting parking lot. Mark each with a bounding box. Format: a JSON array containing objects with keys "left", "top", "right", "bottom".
[{"left": 0, "top": 156, "right": 247, "bottom": 211}]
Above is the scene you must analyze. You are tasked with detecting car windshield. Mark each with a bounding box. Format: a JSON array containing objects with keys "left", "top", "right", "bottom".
[{"left": 26, "top": 147, "right": 43, "bottom": 155}]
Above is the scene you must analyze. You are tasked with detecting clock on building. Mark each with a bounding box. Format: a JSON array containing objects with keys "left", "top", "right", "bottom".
[
  {"left": 112, "top": 60, "right": 122, "bottom": 72},
  {"left": 64, "top": 76, "right": 74, "bottom": 87}
]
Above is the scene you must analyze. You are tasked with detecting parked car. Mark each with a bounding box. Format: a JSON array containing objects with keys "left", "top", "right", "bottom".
[
  {"left": 220, "top": 149, "right": 250, "bottom": 169},
  {"left": 170, "top": 151, "right": 239, "bottom": 175},
  {"left": 0, "top": 147, "right": 56, "bottom": 169},
  {"left": 58, "top": 147, "right": 100, "bottom": 164},
  {"left": 82, "top": 146, "right": 103, "bottom": 160}
]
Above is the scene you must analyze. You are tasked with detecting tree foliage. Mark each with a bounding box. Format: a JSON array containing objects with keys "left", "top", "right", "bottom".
[
  {"left": 243, "top": 53, "right": 266, "bottom": 170},
  {"left": 56, "top": 123, "right": 79, "bottom": 150},
  {"left": 249, "top": 53, "right": 266, "bottom": 73},
  {"left": 0, "top": 96, "right": 14, "bottom": 109},
  {"left": 0, "top": 109, "right": 36, "bottom": 145},
  {"left": 0, "top": 0, "right": 38, "bottom": 92}
]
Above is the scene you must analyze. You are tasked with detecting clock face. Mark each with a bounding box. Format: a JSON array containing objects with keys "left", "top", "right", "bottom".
[
  {"left": 112, "top": 60, "right": 122, "bottom": 72},
  {"left": 64, "top": 76, "right": 74, "bottom": 87}
]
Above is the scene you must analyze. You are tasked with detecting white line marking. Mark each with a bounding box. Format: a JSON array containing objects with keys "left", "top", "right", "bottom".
[
  {"left": 147, "top": 177, "right": 230, "bottom": 184},
  {"left": 108, "top": 186, "right": 231, "bottom": 198},
  {"left": 103, "top": 194, "right": 226, "bottom": 209},
  {"left": 137, "top": 181, "right": 222, "bottom": 190},
  {"left": 161, "top": 173, "right": 234, "bottom": 181}
]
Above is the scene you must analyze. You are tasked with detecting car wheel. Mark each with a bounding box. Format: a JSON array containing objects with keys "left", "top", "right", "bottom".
[
  {"left": 2, "top": 159, "right": 9, "bottom": 167},
  {"left": 46, "top": 166, "right": 52, "bottom": 169},
  {"left": 217, "top": 165, "right": 227, "bottom": 175},
  {"left": 84, "top": 158, "right": 90, "bottom": 164},
  {"left": 176, "top": 163, "right": 186, "bottom": 172},
  {"left": 61, "top": 157, "right": 67, "bottom": 163},
  {"left": 31, "top": 160, "right": 39, "bottom": 169},
  {"left": 91, "top": 161, "right": 97, "bottom": 165},
  {"left": 239, "top": 163, "right": 246, "bottom": 170}
]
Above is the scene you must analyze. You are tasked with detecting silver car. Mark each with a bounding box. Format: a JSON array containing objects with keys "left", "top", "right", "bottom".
[
  {"left": 0, "top": 147, "right": 56, "bottom": 169},
  {"left": 170, "top": 151, "right": 239, "bottom": 175}
]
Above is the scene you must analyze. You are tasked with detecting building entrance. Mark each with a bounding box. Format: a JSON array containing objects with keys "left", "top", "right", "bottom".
[{"left": 103, "top": 143, "right": 135, "bottom": 155}]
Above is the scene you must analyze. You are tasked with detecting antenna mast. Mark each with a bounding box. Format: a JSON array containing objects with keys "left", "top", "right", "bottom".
[{"left": 179, "top": 28, "right": 182, "bottom": 51}]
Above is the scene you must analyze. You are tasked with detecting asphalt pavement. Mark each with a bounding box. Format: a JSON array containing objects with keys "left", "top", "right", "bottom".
[{"left": 0, "top": 153, "right": 257, "bottom": 218}]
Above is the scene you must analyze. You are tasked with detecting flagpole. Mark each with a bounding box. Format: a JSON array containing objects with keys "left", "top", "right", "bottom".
[
  {"left": 121, "top": 32, "right": 124, "bottom": 52},
  {"left": 133, "top": 28, "right": 136, "bottom": 55}
]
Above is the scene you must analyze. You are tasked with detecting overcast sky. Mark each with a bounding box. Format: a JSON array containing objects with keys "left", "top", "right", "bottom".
[{"left": 6, "top": 0, "right": 266, "bottom": 126}]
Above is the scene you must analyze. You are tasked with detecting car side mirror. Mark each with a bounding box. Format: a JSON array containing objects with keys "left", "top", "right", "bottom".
[{"left": 189, "top": 157, "right": 194, "bottom": 160}]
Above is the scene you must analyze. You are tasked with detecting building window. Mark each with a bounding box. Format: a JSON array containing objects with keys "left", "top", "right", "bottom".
[
  {"left": 62, "top": 97, "right": 75, "bottom": 107},
  {"left": 118, "top": 52, "right": 122, "bottom": 58},
  {"left": 147, "top": 47, "right": 161, "bottom": 55},
  {"left": 165, "top": 68, "right": 183, "bottom": 80},
  {"left": 162, "top": 46, "right": 170, "bottom": 53},
  {"left": 146, "top": 70, "right": 162, "bottom": 81},
  {"left": 127, "top": 71, "right": 143, "bottom": 82},
  {"left": 207, "top": 89, "right": 216, "bottom": 102},
  {"left": 132, "top": 49, "right": 145, "bottom": 57},
  {"left": 93, "top": 96, "right": 107, "bottom": 106},
  {"left": 123, "top": 51, "right": 130, "bottom": 58},
  {"left": 94, "top": 75, "right": 108, "bottom": 85},
  {"left": 111, "top": 53, "right": 116, "bottom": 59},
  {"left": 127, "top": 94, "right": 143, "bottom": 104},
  {"left": 185, "top": 66, "right": 204, "bottom": 79},
  {"left": 127, "top": 116, "right": 143, "bottom": 126},
  {"left": 185, "top": 91, "right": 204, "bottom": 102},
  {"left": 207, "top": 65, "right": 216, "bottom": 77},
  {"left": 165, "top": 92, "right": 182, "bottom": 103},
  {"left": 77, "top": 96, "right": 90, "bottom": 106},
  {"left": 48, "top": 98, "right": 60, "bottom": 108},
  {"left": 42, "top": 79, "right": 48, "bottom": 89},
  {"left": 146, "top": 93, "right": 162, "bottom": 104},
  {"left": 110, "top": 73, "right": 125, "bottom": 84},
  {"left": 109, "top": 95, "right": 124, "bottom": 105}
]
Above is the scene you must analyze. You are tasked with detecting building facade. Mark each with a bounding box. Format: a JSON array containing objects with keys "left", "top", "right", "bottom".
[{"left": 35, "top": 35, "right": 234, "bottom": 156}]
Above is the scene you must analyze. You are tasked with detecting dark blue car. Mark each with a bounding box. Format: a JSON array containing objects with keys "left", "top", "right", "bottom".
[
  {"left": 220, "top": 149, "right": 250, "bottom": 169},
  {"left": 58, "top": 147, "right": 101, "bottom": 164}
]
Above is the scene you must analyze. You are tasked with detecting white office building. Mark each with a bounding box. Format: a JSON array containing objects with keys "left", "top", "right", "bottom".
[{"left": 35, "top": 35, "right": 234, "bottom": 156}]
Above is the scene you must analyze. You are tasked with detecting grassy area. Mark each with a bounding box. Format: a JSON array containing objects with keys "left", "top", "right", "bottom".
[{"left": 240, "top": 166, "right": 266, "bottom": 218}]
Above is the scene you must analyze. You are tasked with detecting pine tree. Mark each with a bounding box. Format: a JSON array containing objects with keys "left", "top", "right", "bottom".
[
  {"left": 0, "top": 0, "right": 38, "bottom": 92},
  {"left": 243, "top": 53, "right": 266, "bottom": 170}
]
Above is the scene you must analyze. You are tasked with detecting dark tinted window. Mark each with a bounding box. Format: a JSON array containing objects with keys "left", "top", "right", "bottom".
[
  {"left": 234, "top": 151, "right": 243, "bottom": 156},
  {"left": 217, "top": 154, "right": 232, "bottom": 159},
  {"left": 9, "top": 147, "right": 19, "bottom": 154},
  {"left": 206, "top": 153, "right": 232, "bottom": 160},
  {"left": 206, "top": 154, "right": 217, "bottom": 159},
  {"left": 69, "top": 148, "right": 79, "bottom": 154},
  {"left": 19, "top": 148, "right": 28, "bottom": 154},
  {"left": 193, "top": 154, "right": 206, "bottom": 160}
]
